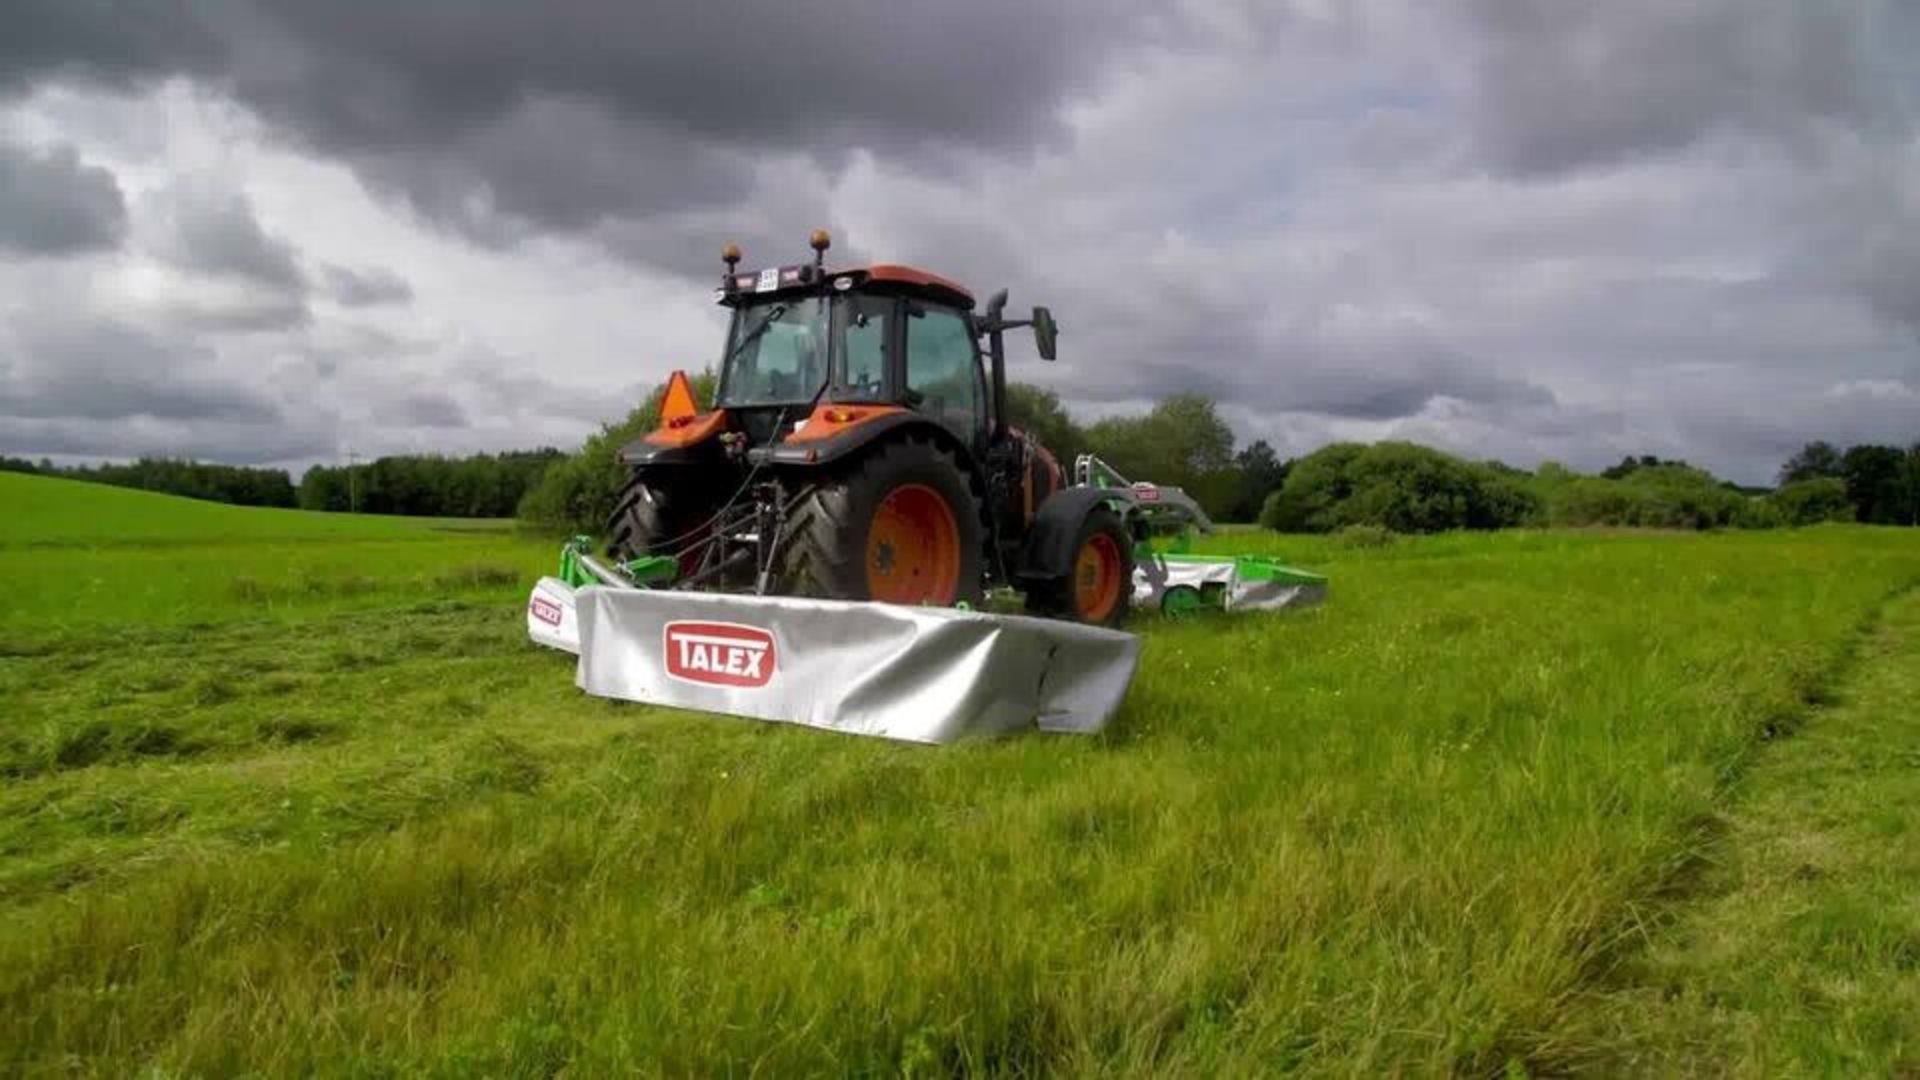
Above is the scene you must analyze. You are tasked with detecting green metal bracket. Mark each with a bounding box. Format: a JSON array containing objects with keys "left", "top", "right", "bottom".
[
  {"left": 558, "top": 535, "right": 595, "bottom": 588},
  {"left": 623, "top": 555, "right": 678, "bottom": 587}
]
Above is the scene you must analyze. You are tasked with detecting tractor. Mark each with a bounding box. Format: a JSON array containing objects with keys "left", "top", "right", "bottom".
[{"left": 605, "top": 230, "right": 1136, "bottom": 626}]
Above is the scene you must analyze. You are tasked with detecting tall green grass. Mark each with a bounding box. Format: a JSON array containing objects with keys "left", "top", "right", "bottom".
[{"left": 3, "top": 476, "right": 1918, "bottom": 1073}]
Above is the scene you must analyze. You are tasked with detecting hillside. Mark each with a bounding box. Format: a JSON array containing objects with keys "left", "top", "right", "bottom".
[
  {"left": 0, "top": 472, "right": 549, "bottom": 632},
  {"left": 0, "top": 471, "right": 507, "bottom": 548}
]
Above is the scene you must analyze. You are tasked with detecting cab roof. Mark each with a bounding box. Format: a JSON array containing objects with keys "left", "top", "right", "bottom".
[
  {"left": 860, "top": 264, "right": 975, "bottom": 306},
  {"left": 722, "top": 262, "right": 976, "bottom": 309}
]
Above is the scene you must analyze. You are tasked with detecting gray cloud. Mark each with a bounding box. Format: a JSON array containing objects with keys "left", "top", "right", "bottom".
[
  {"left": 321, "top": 263, "right": 412, "bottom": 307},
  {"left": 0, "top": 415, "right": 332, "bottom": 466},
  {"left": 374, "top": 390, "right": 466, "bottom": 429},
  {"left": 0, "top": 138, "right": 126, "bottom": 253},
  {"left": 0, "top": 318, "right": 280, "bottom": 423},
  {"left": 1464, "top": 0, "right": 1916, "bottom": 176},
  {"left": 144, "top": 180, "right": 304, "bottom": 289}
]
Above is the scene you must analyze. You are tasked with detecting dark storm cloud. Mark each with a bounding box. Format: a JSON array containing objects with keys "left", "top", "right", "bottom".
[
  {"left": 0, "top": 139, "right": 126, "bottom": 254},
  {"left": 0, "top": 2, "right": 226, "bottom": 94},
  {"left": 320, "top": 263, "right": 412, "bottom": 307},
  {"left": 1464, "top": 0, "right": 1916, "bottom": 175},
  {"left": 0, "top": 319, "right": 280, "bottom": 423},
  {"left": 5, "top": 0, "right": 1159, "bottom": 251}
]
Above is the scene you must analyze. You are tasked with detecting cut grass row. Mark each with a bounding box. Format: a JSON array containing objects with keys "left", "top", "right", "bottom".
[{"left": 1551, "top": 590, "right": 1920, "bottom": 1075}]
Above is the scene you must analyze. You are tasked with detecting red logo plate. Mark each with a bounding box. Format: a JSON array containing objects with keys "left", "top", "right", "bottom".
[
  {"left": 529, "top": 596, "right": 563, "bottom": 626},
  {"left": 663, "top": 621, "right": 776, "bottom": 688}
]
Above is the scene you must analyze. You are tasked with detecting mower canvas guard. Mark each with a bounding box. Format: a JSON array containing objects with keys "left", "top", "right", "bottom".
[{"left": 527, "top": 541, "right": 1140, "bottom": 744}]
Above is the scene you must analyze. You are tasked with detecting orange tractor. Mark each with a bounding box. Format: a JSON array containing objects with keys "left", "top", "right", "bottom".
[{"left": 606, "top": 230, "right": 1135, "bottom": 626}]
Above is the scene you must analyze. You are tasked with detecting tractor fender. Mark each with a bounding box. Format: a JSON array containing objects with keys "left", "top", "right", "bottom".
[
  {"left": 617, "top": 437, "right": 714, "bottom": 466},
  {"left": 1017, "top": 487, "right": 1129, "bottom": 581},
  {"left": 763, "top": 412, "right": 978, "bottom": 472}
]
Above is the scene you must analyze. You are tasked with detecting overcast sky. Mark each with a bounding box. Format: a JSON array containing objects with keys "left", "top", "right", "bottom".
[{"left": 2, "top": 1, "right": 1916, "bottom": 484}]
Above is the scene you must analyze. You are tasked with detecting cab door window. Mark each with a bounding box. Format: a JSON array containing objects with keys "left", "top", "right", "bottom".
[
  {"left": 905, "top": 304, "right": 984, "bottom": 441},
  {"left": 839, "top": 295, "right": 892, "bottom": 401}
]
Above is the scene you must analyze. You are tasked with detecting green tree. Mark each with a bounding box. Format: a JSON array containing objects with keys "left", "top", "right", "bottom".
[
  {"left": 1907, "top": 444, "right": 1920, "bottom": 527},
  {"left": 1003, "top": 383, "right": 1086, "bottom": 466},
  {"left": 1601, "top": 454, "right": 1691, "bottom": 480},
  {"left": 1227, "top": 440, "right": 1288, "bottom": 524},
  {"left": 1770, "top": 477, "right": 1853, "bottom": 525},
  {"left": 1084, "top": 394, "right": 1239, "bottom": 517},
  {"left": 1778, "top": 441, "right": 1844, "bottom": 485},
  {"left": 1839, "top": 444, "right": 1906, "bottom": 524}
]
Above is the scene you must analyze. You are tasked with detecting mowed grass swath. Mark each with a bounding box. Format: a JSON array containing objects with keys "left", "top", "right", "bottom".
[{"left": 5, "top": 474, "right": 1920, "bottom": 1073}]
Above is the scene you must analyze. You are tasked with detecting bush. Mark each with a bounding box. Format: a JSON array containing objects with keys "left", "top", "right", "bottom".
[
  {"left": 1730, "top": 496, "right": 1784, "bottom": 530},
  {"left": 517, "top": 372, "right": 717, "bottom": 534},
  {"left": 1769, "top": 477, "right": 1854, "bottom": 526},
  {"left": 1540, "top": 464, "right": 1745, "bottom": 530},
  {"left": 1260, "top": 442, "right": 1539, "bottom": 533}
]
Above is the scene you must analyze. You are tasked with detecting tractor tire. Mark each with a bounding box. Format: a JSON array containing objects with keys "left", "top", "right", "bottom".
[
  {"left": 606, "top": 472, "right": 690, "bottom": 564},
  {"left": 1024, "top": 506, "right": 1134, "bottom": 627},
  {"left": 778, "top": 435, "right": 985, "bottom": 607}
]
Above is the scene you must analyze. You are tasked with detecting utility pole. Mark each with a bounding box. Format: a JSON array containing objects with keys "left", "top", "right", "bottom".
[{"left": 347, "top": 449, "right": 360, "bottom": 514}]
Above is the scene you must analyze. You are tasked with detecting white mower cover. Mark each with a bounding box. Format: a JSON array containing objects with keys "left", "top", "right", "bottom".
[
  {"left": 529, "top": 583, "right": 1140, "bottom": 744},
  {"left": 526, "top": 577, "right": 581, "bottom": 652},
  {"left": 1133, "top": 556, "right": 1328, "bottom": 613}
]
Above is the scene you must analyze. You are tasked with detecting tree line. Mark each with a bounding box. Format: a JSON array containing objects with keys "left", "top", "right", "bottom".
[
  {"left": 1, "top": 456, "right": 298, "bottom": 508},
  {"left": 10, "top": 382, "right": 1912, "bottom": 536},
  {"left": 516, "top": 374, "right": 1918, "bottom": 537},
  {"left": 3, "top": 451, "right": 563, "bottom": 519},
  {"left": 297, "top": 451, "right": 564, "bottom": 518}
]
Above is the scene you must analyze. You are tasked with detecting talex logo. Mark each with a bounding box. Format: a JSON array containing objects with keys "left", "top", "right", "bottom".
[
  {"left": 529, "top": 596, "right": 563, "bottom": 627},
  {"left": 663, "top": 621, "right": 776, "bottom": 688}
]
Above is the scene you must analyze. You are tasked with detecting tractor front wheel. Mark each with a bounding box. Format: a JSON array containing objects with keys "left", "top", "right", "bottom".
[
  {"left": 779, "top": 436, "right": 985, "bottom": 607},
  {"left": 1025, "top": 507, "right": 1134, "bottom": 627}
]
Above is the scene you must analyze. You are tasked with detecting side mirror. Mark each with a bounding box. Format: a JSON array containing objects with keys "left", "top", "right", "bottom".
[{"left": 1031, "top": 306, "right": 1058, "bottom": 360}]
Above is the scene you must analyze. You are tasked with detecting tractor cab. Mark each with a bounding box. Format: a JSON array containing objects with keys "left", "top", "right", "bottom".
[{"left": 710, "top": 258, "right": 986, "bottom": 450}]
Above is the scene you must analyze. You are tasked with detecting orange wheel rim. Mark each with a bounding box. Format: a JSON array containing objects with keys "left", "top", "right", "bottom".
[
  {"left": 866, "top": 483, "right": 961, "bottom": 604},
  {"left": 1074, "top": 533, "right": 1124, "bottom": 622}
]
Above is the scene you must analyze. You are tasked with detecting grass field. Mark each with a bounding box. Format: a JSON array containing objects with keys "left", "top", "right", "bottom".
[{"left": 5, "top": 470, "right": 1920, "bottom": 1075}]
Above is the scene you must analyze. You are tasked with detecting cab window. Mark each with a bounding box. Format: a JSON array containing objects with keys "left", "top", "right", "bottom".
[
  {"left": 840, "top": 295, "right": 891, "bottom": 400},
  {"left": 905, "top": 304, "right": 983, "bottom": 439}
]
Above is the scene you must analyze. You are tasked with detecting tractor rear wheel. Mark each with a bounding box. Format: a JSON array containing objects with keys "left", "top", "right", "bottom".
[
  {"left": 778, "top": 436, "right": 985, "bottom": 607},
  {"left": 1024, "top": 506, "right": 1134, "bottom": 627},
  {"left": 607, "top": 472, "right": 696, "bottom": 567}
]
